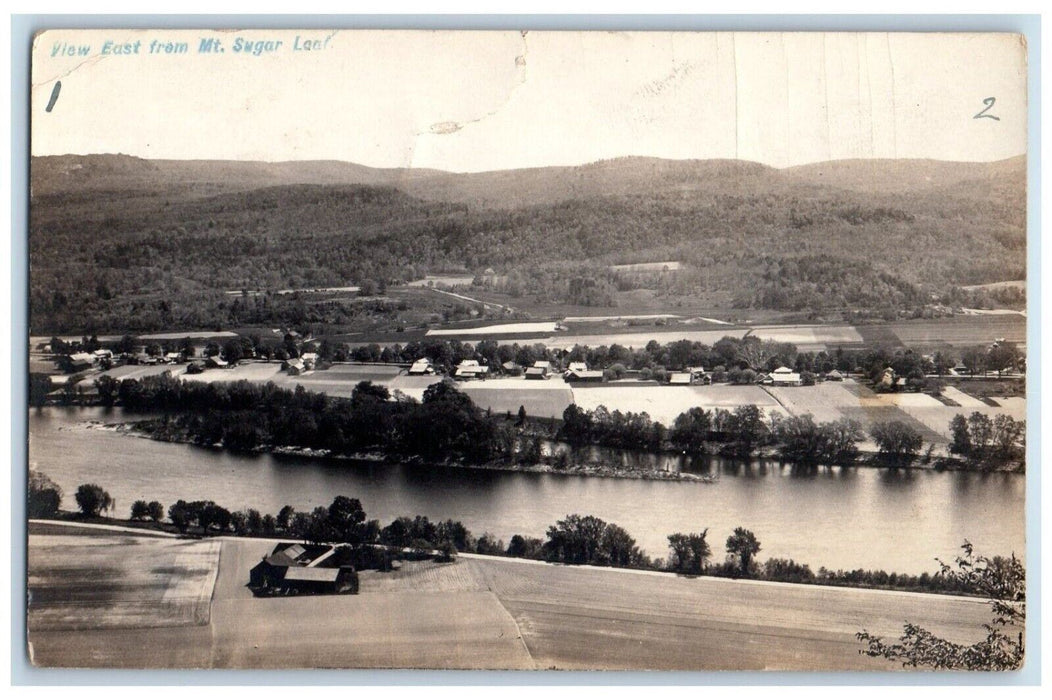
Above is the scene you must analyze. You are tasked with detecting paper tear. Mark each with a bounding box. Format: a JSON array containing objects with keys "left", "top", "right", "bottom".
[
  {"left": 418, "top": 31, "right": 529, "bottom": 138},
  {"left": 430, "top": 122, "right": 462, "bottom": 135}
]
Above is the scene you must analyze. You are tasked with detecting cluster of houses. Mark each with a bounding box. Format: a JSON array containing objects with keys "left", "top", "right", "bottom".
[
  {"left": 248, "top": 542, "right": 359, "bottom": 596},
  {"left": 403, "top": 357, "right": 852, "bottom": 389},
  {"left": 59, "top": 348, "right": 189, "bottom": 373},
  {"left": 285, "top": 352, "right": 319, "bottom": 376}
]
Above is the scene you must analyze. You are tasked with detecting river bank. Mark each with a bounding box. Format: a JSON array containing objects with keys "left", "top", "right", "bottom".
[
  {"left": 87, "top": 420, "right": 719, "bottom": 483},
  {"left": 31, "top": 406, "right": 1024, "bottom": 574},
  {"left": 85, "top": 417, "right": 1020, "bottom": 478}
]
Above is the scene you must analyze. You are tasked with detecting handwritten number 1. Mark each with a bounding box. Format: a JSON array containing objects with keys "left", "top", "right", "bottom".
[
  {"left": 974, "top": 97, "right": 1000, "bottom": 121},
  {"left": 45, "top": 81, "right": 61, "bottom": 112}
]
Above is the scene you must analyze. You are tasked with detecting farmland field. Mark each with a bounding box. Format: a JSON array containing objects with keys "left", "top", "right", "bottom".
[
  {"left": 758, "top": 380, "right": 1023, "bottom": 451},
  {"left": 547, "top": 328, "right": 749, "bottom": 351},
  {"left": 463, "top": 383, "right": 574, "bottom": 418},
  {"left": 610, "top": 261, "right": 683, "bottom": 272},
  {"left": 851, "top": 324, "right": 905, "bottom": 348},
  {"left": 571, "top": 383, "right": 783, "bottom": 426},
  {"left": 297, "top": 365, "right": 402, "bottom": 382},
  {"left": 763, "top": 382, "right": 857, "bottom": 425},
  {"left": 748, "top": 325, "right": 863, "bottom": 348},
  {"left": 562, "top": 314, "right": 682, "bottom": 323},
  {"left": 29, "top": 532, "right": 1001, "bottom": 671},
  {"left": 407, "top": 275, "right": 476, "bottom": 287},
  {"left": 888, "top": 316, "right": 1026, "bottom": 347},
  {"left": 180, "top": 363, "right": 282, "bottom": 384},
  {"left": 940, "top": 386, "right": 989, "bottom": 409},
  {"left": 98, "top": 364, "right": 192, "bottom": 382},
  {"left": 28, "top": 532, "right": 219, "bottom": 632},
  {"left": 427, "top": 321, "right": 561, "bottom": 336}
]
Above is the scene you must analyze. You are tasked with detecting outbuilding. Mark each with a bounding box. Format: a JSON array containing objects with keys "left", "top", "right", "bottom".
[
  {"left": 563, "top": 369, "right": 604, "bottom": 383},
  {"left": 769, "top": 366, "right": 802, "bottom": 386},
  {"left": 408, "top": 358, "right": 435, "bottom": 375}
]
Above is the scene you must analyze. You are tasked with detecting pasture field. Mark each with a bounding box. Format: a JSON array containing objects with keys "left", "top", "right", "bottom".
[{"left": 571, "top": 383, "right": 782, "bottom": 426}]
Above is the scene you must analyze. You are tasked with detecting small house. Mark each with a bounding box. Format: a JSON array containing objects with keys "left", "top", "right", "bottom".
[
  {"left": 687, "top": 367, "right": 711, "bottom": 385},
  {"left": 501, "top": 361, "right": 523, "bottom": 377},
  {"left": 525, "top": 360, "right": 551, "bottom": 380},
  {"left": 286, "top": 358, "right": 306, "bottom": 375},
  {"left": 93, "top": 349, "right": 113, "bottom": 360},
  {"left": 563, "top": 369, "right": 604, "bottom": 383},
  {"left": 769, "top": 366, "right": 802, "bottom": 386},
  {"left": 566, "top": 362, "right": 589, "bottom": 374},
  {"left": 408, "top": 358, "right": 435, "bottom": 375},
  {"left": 164, "top": 352, "right": 183, "bottom": 364},
  {"left": 206, "top": 356, "right": 229, "bottom": 369},
  {"left": 825, "top": 369, "right": 844, "bottom": 381},
  {"left": 454, "top": 359, "right": 489, "bottom": 380},
  {"left": 66, "top": 352, "right": 95, "bottom": 372},
  {"left": 668, "top": 372, "right": 693, "bottom": 386},
  {"left": 301, "top": 352, "right": 319, "bottom": 370},
  {"left": 524, "top": 367, "right": 548, "bottom": 380}
]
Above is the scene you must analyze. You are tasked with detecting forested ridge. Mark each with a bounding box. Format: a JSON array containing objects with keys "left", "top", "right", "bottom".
[{"left": 30, "top": 154, "right": 1025, "bottom": 333}]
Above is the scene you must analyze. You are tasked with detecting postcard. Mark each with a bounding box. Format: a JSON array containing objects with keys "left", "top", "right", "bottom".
[{"left": 27, "top": 29, "right": 1027, "bottom": 671}]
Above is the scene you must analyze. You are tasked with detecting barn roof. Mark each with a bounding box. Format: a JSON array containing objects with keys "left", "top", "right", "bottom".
[{"left": 283, "top": 567, "right": 342, "bottom": 583}]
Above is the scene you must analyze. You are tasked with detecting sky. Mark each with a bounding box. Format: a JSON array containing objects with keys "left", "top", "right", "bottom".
[{"left": 31, "top": 30, "right": 1027, "bottom": 172}]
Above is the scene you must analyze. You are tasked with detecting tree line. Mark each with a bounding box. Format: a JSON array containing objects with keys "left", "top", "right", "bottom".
[
  {"left": 28, "top": 471, "right": 1014, "bottom": 600},
  {"left": 107, "top": 371, "right": 1021, "bottom": 470}
]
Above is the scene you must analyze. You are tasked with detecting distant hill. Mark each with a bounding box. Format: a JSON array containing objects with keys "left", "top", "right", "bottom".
[
  {"left": 28, "top": 153, "right": 1026, "bottom": 334},
  {"left": 30, "top": 154, "right": 444, "bottom": 198},
  {"left": 784, "top": 156, "right": 1026, "bottom": 195},
  {"left": 32, "top": 152, "right": 1024, "bottom": 207}
]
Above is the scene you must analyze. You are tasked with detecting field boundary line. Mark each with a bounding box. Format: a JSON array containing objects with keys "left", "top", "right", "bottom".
[
  {"left": 759, "top": 386, "right": 793, "bottom": 415},
  {"left": 28, "top": 519, "right": 179, "bottom": 537},
  {"left": 486, "top": 590, "right": 538, "bottom": 669}
]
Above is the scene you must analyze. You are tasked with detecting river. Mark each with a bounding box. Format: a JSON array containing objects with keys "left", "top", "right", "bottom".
[{"left": 27, "top": 406, "right": 1025, "bottom": 574}]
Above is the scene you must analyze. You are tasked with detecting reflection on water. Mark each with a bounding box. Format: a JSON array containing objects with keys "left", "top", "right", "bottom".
[{"left": 28, "top": 406, "right": 1026, "bottom": 574}]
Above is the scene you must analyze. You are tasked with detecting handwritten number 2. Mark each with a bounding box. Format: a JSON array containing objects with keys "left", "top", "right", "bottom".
[{"left": 974, "top": 97, "right": 1000, "bottom": 121}]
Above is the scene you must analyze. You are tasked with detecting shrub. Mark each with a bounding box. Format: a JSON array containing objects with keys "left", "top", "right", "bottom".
[
  {"left": 28, "top": 471, "right": 62, "bottom": 518},
  {"left": 74, "top": 483, "right": 113, "bottom": 517}
]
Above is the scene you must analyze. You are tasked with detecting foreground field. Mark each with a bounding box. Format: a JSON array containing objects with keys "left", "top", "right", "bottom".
[
  {"left": 27, "top": 530, "right": 1004, "bottom": 671},
  {"left": 28, "top": 532, "right": 219, "bottom": 632}
]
